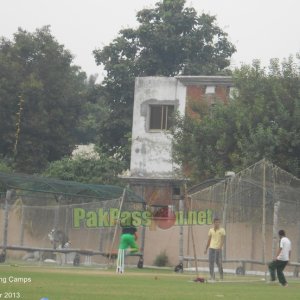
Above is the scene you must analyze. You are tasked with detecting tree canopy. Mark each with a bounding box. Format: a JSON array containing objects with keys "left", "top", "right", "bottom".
[
  {"left": 43, "top": 147, "right": 126, "bottom": 186},
  {"left": 0, "top": 26, "right": 87, "bottom": 173},
  {"left": 93, "top": 0, "right": 236, "bottom": 161},
  {"left": 172, "top": 57, "right": 300, "bottom": 181}
]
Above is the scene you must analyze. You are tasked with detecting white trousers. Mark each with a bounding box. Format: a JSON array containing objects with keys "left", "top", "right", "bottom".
[{"left": 116, "top": 249, "right": 125, "bottom": 273}]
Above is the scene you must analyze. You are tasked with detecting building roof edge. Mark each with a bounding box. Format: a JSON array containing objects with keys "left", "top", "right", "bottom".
[{"left": 175, "top": 75, "right": 233, "bottom": 86}]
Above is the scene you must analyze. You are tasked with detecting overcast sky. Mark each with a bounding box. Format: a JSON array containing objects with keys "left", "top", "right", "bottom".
[{"left": 1, "top": 0, "right": 300, "bottom": 81}]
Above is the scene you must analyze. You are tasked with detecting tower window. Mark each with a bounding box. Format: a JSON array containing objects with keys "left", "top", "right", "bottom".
[{"left": 149, "top": 105, "right": 174, "bottom": 130}]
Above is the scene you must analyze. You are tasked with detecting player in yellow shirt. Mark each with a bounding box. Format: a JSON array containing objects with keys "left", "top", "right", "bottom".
[{"left": 204, "top": 217, "right": 225, "bottom": 280}]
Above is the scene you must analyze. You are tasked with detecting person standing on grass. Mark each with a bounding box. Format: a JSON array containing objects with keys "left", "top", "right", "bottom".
[
  {"left": 268, "top": 229, "right": 291, "bottom": 287},
  {"left": 204, "top": 217, "right": 226, "bottom": 280},
  {"left": 116, "top": 218, "right": 139, "bottom": 274}
]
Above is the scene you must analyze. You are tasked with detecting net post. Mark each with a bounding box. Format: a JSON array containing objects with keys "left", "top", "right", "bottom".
[
  {"left": 262, "top": 159, "right": 267, "bottom": 279},
  {"left": 108, "top": 186, "right": 127, "bottom": 266},
  {"left": 184, "top": 183, "right": 199, "bottom": 277},
  {"left": 178, "top": 197, "right": 184, "bottom": 265},
  {"left": 2, "top": 189, "right": 15, "bottom": 260}
]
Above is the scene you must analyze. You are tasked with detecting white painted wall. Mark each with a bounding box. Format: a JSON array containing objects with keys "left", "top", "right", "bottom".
[{"left": 130, "top": 77, "right": 186, "bottom": 179}]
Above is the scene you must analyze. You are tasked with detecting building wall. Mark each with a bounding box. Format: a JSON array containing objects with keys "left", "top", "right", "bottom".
[
  {"left": 130, "top": 77, "right": 187, "bottom": 179},
  {"left": 129, "top": 76, "right": 233, "bottom": 180}
]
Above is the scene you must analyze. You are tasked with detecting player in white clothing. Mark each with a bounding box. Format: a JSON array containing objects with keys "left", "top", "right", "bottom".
[{"left": 268, "top": 229, "right": 291, "bottom": 287}]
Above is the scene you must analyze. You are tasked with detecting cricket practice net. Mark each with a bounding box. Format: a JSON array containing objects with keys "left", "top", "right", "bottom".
[
  {"left": 0, "top": 172, "right": 144, "bottom": 266},
  {"left": 186, "top": 159, "right": 300, "bottom": 275}
]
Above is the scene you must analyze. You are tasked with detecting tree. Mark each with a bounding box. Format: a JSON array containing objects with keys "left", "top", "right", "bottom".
[
  {"left": 93, "top": 0, "right": 236, "bottom": 161},
  {"left": 0, "top": 26, "right": 87, "bottom": 173},
  {"left": 43, "top": 147, "right": 126, "bottom": 185},
  {"left": 172, "top": 57, "right": 300, "bottom": 181},
  {"left": 0, "top": 159, "right": 11, "bottom": 173},
  {"left": 74, "top": 75, "right": 110, "bottom": 145}
]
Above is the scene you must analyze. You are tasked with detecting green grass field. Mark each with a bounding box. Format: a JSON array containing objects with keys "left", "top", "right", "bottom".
[{"left": 0, "top": 264, "right": 299, "bottom": 300}]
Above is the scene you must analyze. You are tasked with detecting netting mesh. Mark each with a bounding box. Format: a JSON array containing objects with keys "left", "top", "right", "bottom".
[
  {"left": 0, "top": 161, "right": 299, "bottom": 273},
  {"left": 0, "top": 198, "right": 144, "bottom": 265},
  {"left": 188, "top": 159, "right": 300, "bottom": 273},
  {"left": 0, "top": 171, "right": 143, "bottom": 203},
  {"left": 0, "top": 172, "right": 144, "bottom": 266}
]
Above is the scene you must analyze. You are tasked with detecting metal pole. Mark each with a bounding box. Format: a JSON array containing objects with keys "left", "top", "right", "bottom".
[
  {"left": 262, "top": 160, "right": 267, "bottom": 265},
  {"left": 108, "top": 187, "right": 126, "bottom": 265},
  {"left": 297, "top": 219, "right": 300, "bottom": 264},
  {"left": 139, "top": 184, "right": 146, "bottom": 257},
  {"left": 19, "top": 203, "right": 25, "bottom": 246},
  {"left": 179, "top": 198, "right": 184, "bottom": 263},
  {"left": 3, "top": 190, "right": 14, "bottom": 259},
  {"left": 222, "top": 180, "right": 229, "bottom": 260},
  {"left": 140, "top": 204, "right": 146, "bottom": 254},
  {"left": 222, "top": 172, "right": 235, "bottom": 261},
  {"left": 189, "top": 219, "right": 199, "bottom": 276},
  {"left": 184, "top": 184, "right": 199, "bottom": 277},
  {"left": 272, "top": 201, "right": 280, "bottom": 258}
]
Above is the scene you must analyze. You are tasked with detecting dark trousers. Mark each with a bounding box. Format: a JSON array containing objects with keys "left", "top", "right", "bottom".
[
  {"left": 208, "top": 248, "right": 223, "bottom": 279},
  {"left": 268, "top": 260, "right": 288, "bottom": 285}
]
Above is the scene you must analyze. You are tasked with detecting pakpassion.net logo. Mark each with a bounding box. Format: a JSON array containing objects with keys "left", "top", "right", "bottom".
[{"left": 73, "top": 207, "right": 213, "bottom": 230}]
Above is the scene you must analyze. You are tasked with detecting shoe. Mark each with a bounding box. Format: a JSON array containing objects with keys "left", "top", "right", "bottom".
[
  {"left": 281, "top": 283, "right": 288, "bottom": 287},
  {"left": 129, "top": 248, "right": 139, "bottom": 253},
  {"left": 194, "top": 277, "right": 205, "bottom": 283}
]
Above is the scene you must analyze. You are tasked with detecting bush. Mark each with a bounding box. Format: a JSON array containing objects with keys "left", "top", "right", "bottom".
[{"left": 153, "top": 251, "right": 169, "bottom": 267}]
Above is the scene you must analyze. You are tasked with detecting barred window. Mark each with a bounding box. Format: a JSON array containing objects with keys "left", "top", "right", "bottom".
[{"left": 149, "top": 105, "right": 174, "bottom": 130}]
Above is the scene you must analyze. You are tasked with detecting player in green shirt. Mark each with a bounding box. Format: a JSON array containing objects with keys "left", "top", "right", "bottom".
[{"left": 116, "top": 220, "right": 139, "bottom": 273}]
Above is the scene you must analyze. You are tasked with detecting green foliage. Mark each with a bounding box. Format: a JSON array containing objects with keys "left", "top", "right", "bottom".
[
  {"left": 93, "top": 0, "right": 236, "bottom": 161},
  {"left": 43, "top": 149, "right": 126, "bottom": 185},
  {"left": 153, "top": 251, "right": 169, "bottom": 267},
  {"left": 0, "top": 158, "right": 12, "bottom": 172},
  {"left": 173, "top": 57, "right": 300, "bottom": 181},
  {"left": 0, "top": 26, "right": 87, "bottom": 173},
  {"left": 74, "top": 75, "right": 110, "bottom": 145}
]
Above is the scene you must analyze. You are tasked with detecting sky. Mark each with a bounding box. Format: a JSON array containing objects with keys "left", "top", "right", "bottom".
[{"left": 1, "top": 0, "right": 300, "bottom": 82}]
